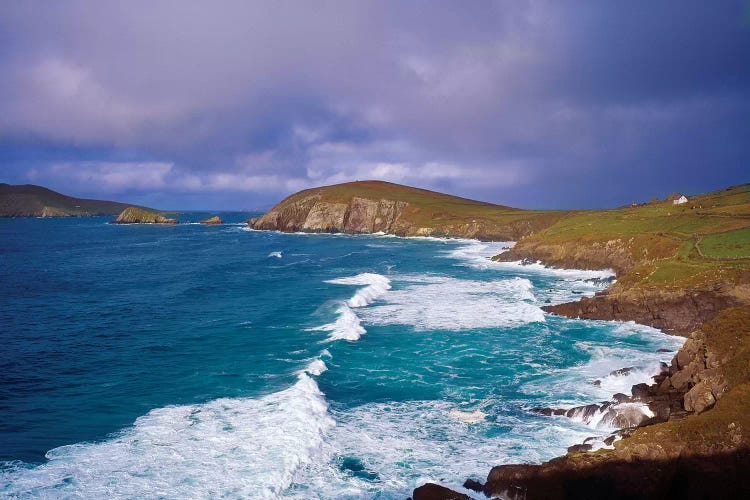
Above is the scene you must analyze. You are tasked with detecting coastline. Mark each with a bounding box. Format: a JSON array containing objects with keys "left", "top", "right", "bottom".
[
  {"left": 245, "top": 226, "right": 699, "bottom": 497},
  {"left": 414, "top": 245, "right": 750, "bottom": 499},
  {"left": 248, "top": 224, "right": 748, "bottom": 498}
]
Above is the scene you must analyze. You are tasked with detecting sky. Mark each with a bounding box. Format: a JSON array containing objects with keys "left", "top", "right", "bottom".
[{"left": 0, "top": 1, "right": 749, "bottom": 210}]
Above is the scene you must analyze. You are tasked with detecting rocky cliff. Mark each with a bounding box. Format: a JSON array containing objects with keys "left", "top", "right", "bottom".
[
  {"left": 112, "top": 207, "right": 178, "bottom": 224},
  {"left": 249, "top": 180, "right": 566, "bottom": 240}
]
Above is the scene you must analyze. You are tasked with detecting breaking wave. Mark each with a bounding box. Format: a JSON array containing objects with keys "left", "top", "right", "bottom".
[{"left": 1, "top": 372, "right": 333, "bottom": 499}]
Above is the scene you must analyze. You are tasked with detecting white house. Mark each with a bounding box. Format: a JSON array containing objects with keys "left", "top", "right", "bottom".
[{"left": 673, "top": 195, "right": 688, "bottom": 205}]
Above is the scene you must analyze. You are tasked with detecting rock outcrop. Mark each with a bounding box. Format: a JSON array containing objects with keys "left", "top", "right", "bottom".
[
  {"left": 543, "top": 282, "right": 750, "bottom": 336},
  {"left": 112, "top": 207, "right": 178, "bottom": 224},
  {"left": 200, "top": 215, "right": 223, "bottom": 225},
  {"left": 411, "top": 483, "right": 469, "bottom": 500}
]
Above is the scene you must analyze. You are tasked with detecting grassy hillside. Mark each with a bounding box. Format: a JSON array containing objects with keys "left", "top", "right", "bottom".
[
  {"left": 498, "top": 184, "right": 750, "bottom": 280},
  {"left": 0, "top": 183, "right": 155, "bottom": 217}
]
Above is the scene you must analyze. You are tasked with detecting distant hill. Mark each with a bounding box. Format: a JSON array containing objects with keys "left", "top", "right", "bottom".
[
  {"left": 249, "top": 180, "right": 567, "bottom": 240},
  {"left": 0, "top": 183, "right": 154, "bottom": 217}
]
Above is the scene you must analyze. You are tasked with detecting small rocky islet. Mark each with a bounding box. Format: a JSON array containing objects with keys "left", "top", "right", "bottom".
[
  {"left": 200, "top": 215, "right": 223, "bottom": 225},
  {"left": 111, "top": 207, "right": 178, "bottom": 224}
]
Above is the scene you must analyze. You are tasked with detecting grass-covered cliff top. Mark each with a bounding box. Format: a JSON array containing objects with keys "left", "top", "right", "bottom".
[
  {"left": 267, "top": 180, "right": 567, "bottom": 232},
  {"left": 500, "top": 183, "right": 750, "bottom": 287}
]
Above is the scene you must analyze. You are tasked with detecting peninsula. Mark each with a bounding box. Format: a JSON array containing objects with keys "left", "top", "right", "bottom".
[
  {"left": 251, "top": 180, "right": 750, "bottom": 499},
  {"left": 0, "top": 183, "right": 153, "bottom": 217}
]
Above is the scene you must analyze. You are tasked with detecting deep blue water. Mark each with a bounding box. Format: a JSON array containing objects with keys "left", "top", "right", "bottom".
[{"left": 0, "top": 215, "right": 683, "bottom": 498}]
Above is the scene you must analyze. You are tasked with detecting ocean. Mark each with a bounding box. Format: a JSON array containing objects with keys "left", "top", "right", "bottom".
[{"left": 0, "top": 214, "right": 684, "bottom": 498}]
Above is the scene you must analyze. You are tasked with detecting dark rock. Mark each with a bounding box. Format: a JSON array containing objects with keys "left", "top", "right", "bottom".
[
  {"left": 462, "top": 478, "right": 483, "bottom": 492},
  {"left": 412, "top": 483, "right": 469, "bottom": 500},
  {"left": 592, "top": 379, "right": 601, "bottom": 386},
  {"left": 609, "top": 367, "right": 635, "bottom": 377},
  {"left": 484, "top": 450, "right": 750, "bottom": 500},
  {"left": 657, "top": 348, "right": 672, "bottom": 353},
  {"left": 565, "top": 404, "right": 601, "bottom": 422},
  {"left": 631, "top": 383, "right": 653, "bottom": 400},
  {"left": 612, "top": 393, "right": 631, "bottom": 404},
  {"left": 530, "top": 407, "right": 554, "bottom": 417},
  {"left": 603, "top": 435, "right": 617, "bottom": 446}
]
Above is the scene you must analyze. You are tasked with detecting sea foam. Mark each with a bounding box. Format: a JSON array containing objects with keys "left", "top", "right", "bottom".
[
  {"left": 359, "top": 276, "right": 544, "bottom": 331},
  {"left": 310, "top": 273, "right": 392, "bottom": 341},
  {"left": 0, "top": 373, "right": 334, "bottom": 499}
]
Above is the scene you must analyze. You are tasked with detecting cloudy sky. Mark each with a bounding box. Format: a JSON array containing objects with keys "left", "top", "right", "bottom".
[{"left": 1, "top": 1, "right": 748, "bottom": 210}]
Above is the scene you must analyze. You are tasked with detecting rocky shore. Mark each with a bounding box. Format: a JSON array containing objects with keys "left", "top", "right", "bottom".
[{"left": 413, "top": 264, "right": 749, "bottom": 498}]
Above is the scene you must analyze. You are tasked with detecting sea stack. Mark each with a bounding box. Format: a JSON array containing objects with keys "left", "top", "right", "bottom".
[
  {"left": 112, "top": 207, "right": 178, "bottom": 224},
  {"left": 200, "top": 215, "right": 223, "bottom": 225}
]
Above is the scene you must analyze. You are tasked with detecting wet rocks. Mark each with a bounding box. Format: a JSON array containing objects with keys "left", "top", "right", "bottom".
[
  {"left": 412, "top": 483, "right": 469, "bottom": 500},
  {"left": 462, "top": 478, "right": 483, "bottom": 492}
]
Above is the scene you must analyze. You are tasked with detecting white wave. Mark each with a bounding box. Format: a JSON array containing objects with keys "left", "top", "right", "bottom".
[
  {"left": 448, "top": 409, "right": 487, "bottom": 424},
  {"left": 285, "top": 400, "right": 605, "bottom": 498},
  {"left": 269, "top": 251, "right": 283, "bottom": 258},
  {"left": 325, "top": 273, "right": 391, "bottom": 308},
  {"left": 565, "top": 401, "right": 654, "bottom": 431},
  {"left": 446, "top": 240, "right": 515, "bottom": 268},
  {"left": 309, "top": 304, "right": 367, "bottom": 342},
  {"left": 447, "top": 240, "right": 615, "bottom": 280},
  {"left": 303, "top": 359, "right": 328, "bottom": 376},
  {"left": 522, "top": 322, "right": 684, "bottom": 405},
  {"left": 359, "top": 276, "right": 544, "bottom": 331},
  {"left": 1, "top": 375, "right": 334, "bottom": 499}
]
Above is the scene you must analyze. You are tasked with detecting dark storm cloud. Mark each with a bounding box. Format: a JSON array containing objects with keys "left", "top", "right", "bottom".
[{"left": 0, "top": 0, "right": 748, "bottom": 209}]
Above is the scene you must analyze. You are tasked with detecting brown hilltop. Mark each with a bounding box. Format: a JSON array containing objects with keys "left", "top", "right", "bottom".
[{"left": 0, "top": 183, "right": 154, "bottom": 217}]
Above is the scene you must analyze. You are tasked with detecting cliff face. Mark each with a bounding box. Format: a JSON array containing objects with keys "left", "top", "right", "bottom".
[
  {"left": 112, "top": 207, "right": 178, "bottom": 224},
  {"left": 251, "top": 193, "right": 410, "bottom": 234},
  {"left": 249, "top": 180, "right": 565, "bottom": 240}
]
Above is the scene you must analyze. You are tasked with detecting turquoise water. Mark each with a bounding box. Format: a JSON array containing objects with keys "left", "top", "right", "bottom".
[{"left": 0, "top": 216, "right": 683, "bottom": 498}]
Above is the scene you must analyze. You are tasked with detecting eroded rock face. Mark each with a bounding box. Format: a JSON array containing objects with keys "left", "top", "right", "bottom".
[
  {"left": 112, "top": 207, "right": 178, "bottom": 224},
  {"left": 250, "top": 196, "right": 410, "bottom": 234}
]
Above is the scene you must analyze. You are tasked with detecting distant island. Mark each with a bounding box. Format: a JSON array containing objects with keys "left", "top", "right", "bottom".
[
  {"left": 0, "top": 183, "right": 153, "bottom": 217},
  {"left": 250, "top": 180, "right": 750, "bottom": 499}
]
